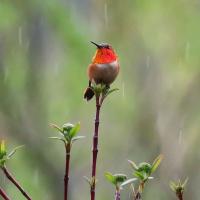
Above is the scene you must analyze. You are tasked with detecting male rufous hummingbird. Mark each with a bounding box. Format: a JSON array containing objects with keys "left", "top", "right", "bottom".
[{"left": 84, "top": 41, "right": 120, "bottom": 101}]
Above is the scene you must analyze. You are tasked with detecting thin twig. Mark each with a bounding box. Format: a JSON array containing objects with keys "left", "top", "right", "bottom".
[
  {"left": 134, "top": 182, "right": 144, "bottom": 200},
  {"left": 0, "top": 186, "right": 11, "bottom": 200},
  {"left": 91, "top": 94, "right": 101, "bottom": 200},
  {"left": 177, "top": 192, "right": 183, "bottom": 200},
  {"left": 134, "top": 192, "right": 142, "bottom": 200},
  {"left": 115, "top": 189, "right": 120, "bottom": 200},
  {"left": 1, "top": 166, "right": 32, "bottom": 200},
  {"left": 64, "top": 143, "right": 71, "bottom": 200}
]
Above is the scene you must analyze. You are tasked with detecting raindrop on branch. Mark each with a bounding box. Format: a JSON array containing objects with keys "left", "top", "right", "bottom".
[
  {"left": 185, "top": 41, "right": 190, "bottom": 62},
  {"left": 146, "top": 55, "right": 150, "bottom": 69},
  {"left": 104, "top": 2, "right": 108, "bottom": 29},
  {"left": 18, "top": 26, "right": 22, "bottom": 46},
  {"left": 178, "top": 119, "right": 185, "bottom": 145},
  {"left": 178, "top": 129, "right": 183, "bottom": 145},
  {"left": 4, "top": 67, "right": 9, "bottom": 83},
  {"left": 122, "top": 81, "right": 125, "bottom": 98},
  {"left": 33, "top": 169, "right": 39, "bottom": 185}
]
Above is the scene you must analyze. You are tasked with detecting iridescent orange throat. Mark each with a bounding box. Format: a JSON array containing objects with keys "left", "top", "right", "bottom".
[{"left": 92, "top": 48, "right": 118, "bottom": 64}]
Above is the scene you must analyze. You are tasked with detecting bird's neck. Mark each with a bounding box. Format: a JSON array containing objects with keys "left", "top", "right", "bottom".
[{"left": 92, "top": 48, "right": 117, "bottom": 64}]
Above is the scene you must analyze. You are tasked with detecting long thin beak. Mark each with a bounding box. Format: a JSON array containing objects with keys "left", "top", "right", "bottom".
[{"left": 90, "top": 41, "right": 101, "bottom": 48}]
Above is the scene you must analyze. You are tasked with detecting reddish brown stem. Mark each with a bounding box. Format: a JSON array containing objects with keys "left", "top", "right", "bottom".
[
  {"left": 91, "top": 95, "right": 101, "bottom": 200},
  {"left": 0, "top": 186, "right": 11, "bottom": 200},
  {"left": 115, "top": 189, "right": 120, "bottom": 200},
  {"left": 1, "top": 166, "right": 32, "bottom": 200},
  {"left": 134, "top": 192, "right": 142, "bottom": 200},
  {"left": 134, "top": 182, "right": 144, "bottom": 200},
  {"left": 177, "top": 192, "right": 183, "bottom": 200},
  {"left": 64, "top": 143, "right": 71, "bottom": 200}
]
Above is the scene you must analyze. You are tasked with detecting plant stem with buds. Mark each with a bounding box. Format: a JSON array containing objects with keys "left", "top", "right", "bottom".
[
  {"left": 115, "top": 187, "right": 120, "bottom": 200},
  {"left": 177, "top": 192, "right": 183, "bottom": 200},
  {"left": 134, "top": 183, "right": 143, "bottom": 200},
  {"left": 0, "top": 187, "right": 10, "bottom": 200},
  {"left": 134, "top": 192, "right": 142, "bottom": 200},
  {"left": 91, "top": 95, "right": 101, "bottom": 200},
  {"left": 64, "top": 143, "right": 71, "bottom": 200},
  {"left": 1, "top": 166, "right": 32, "bottom": 200}
]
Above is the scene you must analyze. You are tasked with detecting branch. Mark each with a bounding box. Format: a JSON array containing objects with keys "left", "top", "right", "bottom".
[
  {"left": 91, "top": 95, "right": 101, "bottom": 200},
  {"left": 1, "top": 166, "right": 32, "bottom": 200},
  {"left": 64, "top": 143, "right": 71, "bottom": 200},
  {"left": 0, "top": 187, "right": 11, "bottom": 200}
]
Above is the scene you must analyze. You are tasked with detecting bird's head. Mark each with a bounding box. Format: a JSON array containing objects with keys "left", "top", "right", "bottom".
[{"left": 91, "top": 41, "right": 118, "bottom": 64}]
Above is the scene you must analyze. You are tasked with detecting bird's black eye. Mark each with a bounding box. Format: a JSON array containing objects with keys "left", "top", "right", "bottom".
[{"left": 105, "top": 45, "right": 110, "bottom": 49}]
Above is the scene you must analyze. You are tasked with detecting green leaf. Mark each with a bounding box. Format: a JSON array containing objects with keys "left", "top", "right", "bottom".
[
  {"left": 134, "top": 171, "right": 144, "bottom": 180},
  {"left": 105, "top": 172, "right": 116, "bottom": 185},
  {"left": 83, "top": 176, "right": 92, "bottom": 186},
  {"left": 169, "top": 178, "right": 188, "bottom": 194},
  {"left": 120, "top": 178, "right": 137, "bottom": 187},
  {"left": 128, "top": 160, "right": 138, "bottom": 170},
  {"left": 169, "top": 181, "right": 177, "bottom": 192},
  {"left": 101, "top": 88, "right": 119, "bottom": 102},
  {"left": 7, "top": 145, "right": 24, "bottom": 159},
  {"left": 50, "top": 123, "right": 63, "bottom": 134},
  {"left": 63, "top": 123, "right": 74, "bottom": 134},
  {"left": 106, "top": 88, "right": 119, "bottom": 96},
  {"left": 137, "top": 162, "right": 152, "bottom": 180},
  {"left": 0, "top": 140, "right": 6, "bottom": 153},
  {"left": 102, "top": 85, "right": 109, "bottom": 94},
  {"left": 182, "top": 178, "right": 188, "bottom": 188},
  {"left": 151, "top": 154, "right": 163, "bottom": 173},
  {"left": 130, "top": 184, "right": 135, "bottom": 196},
  {"left": 93, "top": 84, "right": 105, "bottom": 95},
  {"left": 71, "top": 136, "right": 85, "bottom": 142},
  {"left": 0, "top": 140, "right": 6, "bottom": 159},
  {"left": 140, "top": 172, "right": 148, "bottom": 182},
  {"left": 49, "top": 137, "right": 66, "bottom": 143},
  {"left": 114, "top": 174, "right": 127, "bottom": 184},
  {"left": 69, "top": 122, "right": 80, "bottom": 139},
  {"left": 84, "top": 176, "right": 97, "bottom": 187},
  {"left": 0, "top": 158, "right": 7, "bottom": 167},
  {"left": 92, "top": 176, "right": 98, "bottom": 186}
]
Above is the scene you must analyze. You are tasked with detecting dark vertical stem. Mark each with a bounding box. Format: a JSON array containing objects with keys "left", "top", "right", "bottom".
[
  {"left": 134, "top": 182, "right": 143, "bottom": 200},
  {"left": 91, "top": 95, "right": 101, "bottom": 200},
  {"left": 134, "top": 192, "right": 142, "bottom": 200},
  {"left": 1, "top": 166, "right": 32, "bottom": 200},
  {"left": 177, "top": 192, "right": 183, "bottom": 200},
  {"left": 0, "top": 187, "right": 10, "bottom": 200},
  {"left": 115, "top": 189, "right": 120, "bottom": 200},
  {"left": 64, "top": 143, "right": 71, "bottom": 200}
]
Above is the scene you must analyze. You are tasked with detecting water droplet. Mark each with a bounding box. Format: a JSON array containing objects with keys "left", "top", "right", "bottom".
[
  {"left": 33, "top": 169, "right": 39, "bottom": 185},
  {"left": 122, "top": 82, "right": 125, "bottom": 98},
  {"left": 104, "top": 3, "right": 108, "bottom": 29},
  {"left": 178, "top": 129, "right": 183, "bottom": 145},
  {"left": 185, "top": 42, "right": 190, "bottom": 61},
  {"left": 25, "top": 40, "right": 30, "bottom": 51},
  {"left": 146, "top": 56, "right": 150, "bottom": 69},
  {"left": 178, "top": 120, "right": 185, "bottom": 145},
  {"left": 54, "top": 63, "right": 59, "bottom": 74},
  {"left": 18, "top": 26, "right": 22, "bottom": 46},
  {"left": 4, "top": 67, "right": 9, "bottom": 82},
  {"left": 2, "top": 172, "right": 6, "bottom": 185}
]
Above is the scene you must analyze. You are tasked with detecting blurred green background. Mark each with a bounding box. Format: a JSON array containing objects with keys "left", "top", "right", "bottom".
[{"left": 0, "top": 0, "right": 200, "bottom": 199}]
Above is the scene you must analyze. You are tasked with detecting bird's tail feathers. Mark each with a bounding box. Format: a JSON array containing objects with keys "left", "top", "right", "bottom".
[{"left": 84, "top": 87, "right": 95, "bottom": 101}]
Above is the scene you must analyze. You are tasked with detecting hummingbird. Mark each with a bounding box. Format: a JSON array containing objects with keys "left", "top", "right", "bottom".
[{"left": 84, "top": 41, "right": 120, "bottom": 101}]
